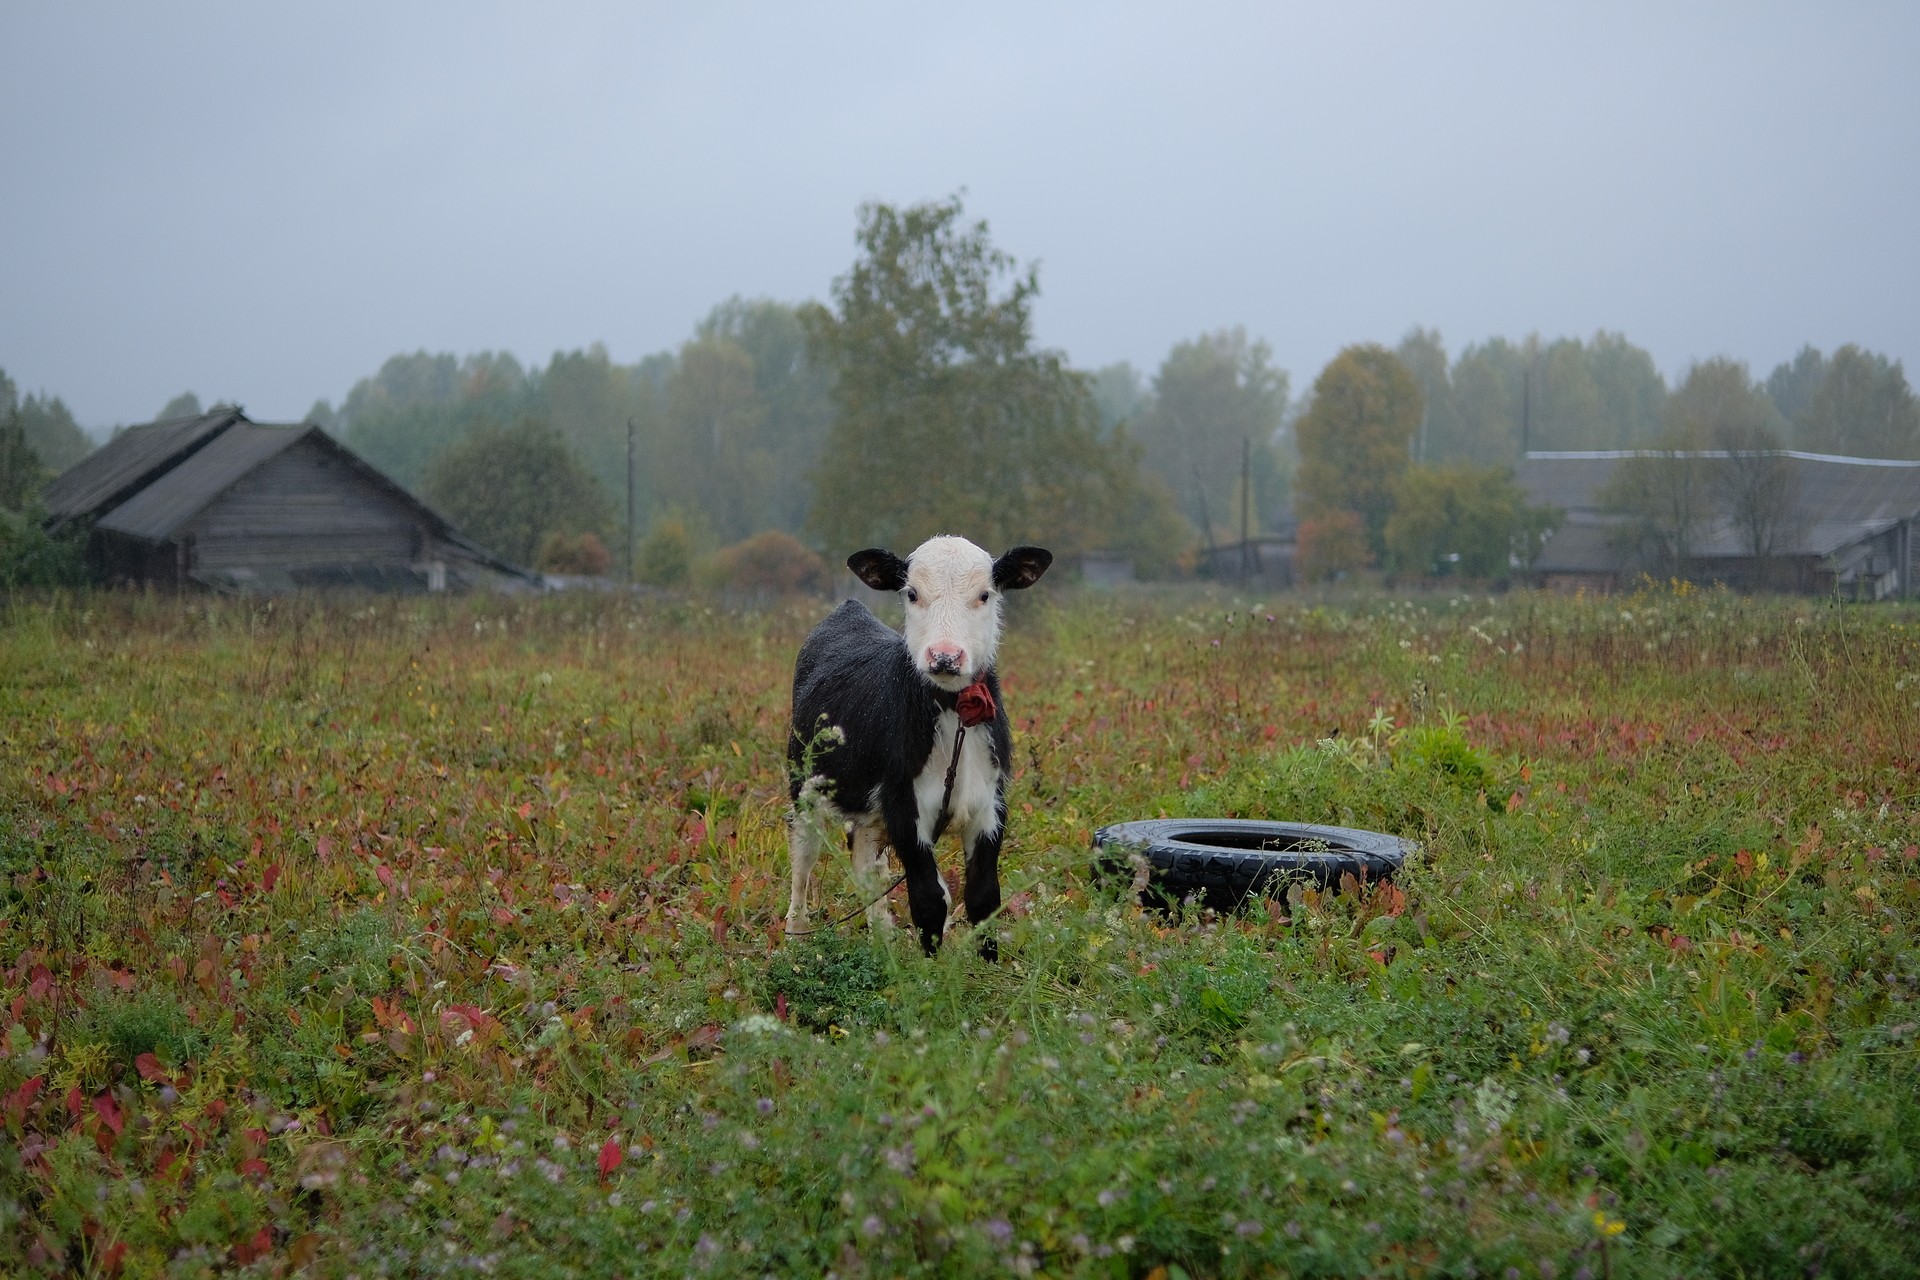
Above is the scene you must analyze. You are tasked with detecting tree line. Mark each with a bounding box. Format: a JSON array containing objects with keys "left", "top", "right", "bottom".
[{"left": 7, "top": 194, "right": 1919, "bottom": 587}]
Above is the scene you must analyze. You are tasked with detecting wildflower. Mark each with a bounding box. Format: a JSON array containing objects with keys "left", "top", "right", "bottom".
[
  {"left": 733, "top": 1014, "right": 788, "bottom": 1037},
  {"left": 862, "top": 1215, "right": 884, "bottom": 1238},
  {"left": 983, "top": 1219, "right": 1014, "bottom": 1244}
]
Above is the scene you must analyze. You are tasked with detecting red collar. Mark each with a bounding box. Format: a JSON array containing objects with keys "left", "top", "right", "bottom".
[{"left": 955, "top": 679, "right": 996, "bottom": 727}]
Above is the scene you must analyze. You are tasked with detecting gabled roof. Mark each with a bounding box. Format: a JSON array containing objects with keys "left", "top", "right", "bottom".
[
  {"left": 41, "top": 409, "right": 537, "bottom": 582},
  {"left": 96, "top": 422, "right": 321, "bottom": 541},
  {"left": 41, "top": 408, "right": 244, "bottom": 528},
  {"left": 1518, "top": 450, "right": 1920, "bottom": 559}
]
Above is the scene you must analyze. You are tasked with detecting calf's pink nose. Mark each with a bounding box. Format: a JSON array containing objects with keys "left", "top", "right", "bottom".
[{"left": 927, "top": 643, "right": 966, "bottom": 673}]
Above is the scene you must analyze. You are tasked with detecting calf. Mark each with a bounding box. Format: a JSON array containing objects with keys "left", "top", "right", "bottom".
[{"left": 785, "top": 535, "right": 1052, "bottom": 956}]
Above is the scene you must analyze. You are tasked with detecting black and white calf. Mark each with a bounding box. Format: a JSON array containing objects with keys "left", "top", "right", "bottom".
[{"left": 785, "top": 535, "right": 1052, "bottom": 955}]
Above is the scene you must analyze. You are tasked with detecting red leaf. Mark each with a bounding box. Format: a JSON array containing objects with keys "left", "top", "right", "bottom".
[
  {"left": 240, "top": 1157, "right": 271, "bottom": 1179},
  {"left": 598, "top": 1137, "right": 624, "bottom": 1181},
  {"left": 233, "top": 1227, "right": 273, "bottom": 1264},
  {"left": 517, "top": 801, "right": 534, "bottom": 821},
  {"left": 491, "top": 907, "right": 517, "bottom": 925},
  {"left": 375, "top": 864, "right": 395, "bottom": 890},
  {"left": 775, "top": 992, "right": 788, "bottom": 1022},
  {"left": 100, "top": 1241, "right": 127, "bottom": 1275},
  {"left": 93, "top": 1093, "right": 124, "bottom": 1135},
  {"left": 262, "top": 864, "right": 281, "bottom": 892},
  {"left": 215, "top": 888, "right": 236, "bottom": 909},
  {"left": 67, "top": 1086, "right": 85, "bottom": 1120},
  {"left": 3, "top": 1075, "right": 43, "bottom": 1123}
]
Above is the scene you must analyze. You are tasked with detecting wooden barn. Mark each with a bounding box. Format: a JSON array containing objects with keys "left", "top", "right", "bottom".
[{"left": 42, "top": 407, "right": 537, "bottom": 593}]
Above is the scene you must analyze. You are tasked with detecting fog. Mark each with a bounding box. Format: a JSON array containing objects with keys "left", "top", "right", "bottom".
[{"left": 2, "top": 1, "right": 1915, "bottom": 429}]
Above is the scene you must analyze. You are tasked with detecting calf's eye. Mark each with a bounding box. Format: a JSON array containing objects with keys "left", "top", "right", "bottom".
[
  {"left": 978, "top": 591, "right": 991, "bottom": 603},
  {"left": 906, "top": 588, "right": 919, "bottom": 604}
]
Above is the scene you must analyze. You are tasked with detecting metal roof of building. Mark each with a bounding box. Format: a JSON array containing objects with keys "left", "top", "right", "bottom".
[
  {"left": 40, "top": 408, "right": 245, "bottom": 527},
  {"left": 1518, "top": 450, "right": 1920, "bottom": 563}
]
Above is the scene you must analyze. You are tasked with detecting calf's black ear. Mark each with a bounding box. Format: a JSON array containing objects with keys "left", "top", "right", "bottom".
[
  {"left": 992, "top": 545, "right": 1053, "bottom": 590},
  {"left": 848, "top": 548, "right": 909, "bottom": 592}
]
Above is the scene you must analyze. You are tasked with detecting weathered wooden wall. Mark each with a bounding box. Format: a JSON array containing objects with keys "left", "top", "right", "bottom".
[{"left": 182, "top": 438, "right": 424, "bottom": 572}]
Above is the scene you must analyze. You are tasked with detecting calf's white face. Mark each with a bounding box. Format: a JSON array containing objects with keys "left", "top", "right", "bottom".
[{"left": 849, "top": 536, "right": 1052, "bottom": 691}]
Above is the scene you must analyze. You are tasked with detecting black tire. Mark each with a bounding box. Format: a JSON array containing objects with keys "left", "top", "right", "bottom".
[{"left": 1091, "top": 818, "right": 1412, "bottom": 913}]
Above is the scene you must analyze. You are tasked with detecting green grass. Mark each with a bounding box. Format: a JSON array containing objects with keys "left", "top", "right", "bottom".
[{"left": 1, "top": 583, "right": 1917, "bottom": 1277}]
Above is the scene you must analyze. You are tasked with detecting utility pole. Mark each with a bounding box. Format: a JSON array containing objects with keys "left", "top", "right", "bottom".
[
  {"left": 626, "top": 416, "right": 637, "bottom": 584},
  {"left": 1240, "top": 436, "right": 1254, "bottom": 581}
]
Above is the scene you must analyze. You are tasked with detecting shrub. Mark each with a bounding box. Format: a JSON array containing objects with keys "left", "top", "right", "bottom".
[
  {"left": 701, "top": 530, "right": 828, "bottom": 593},
  {"left": 0, "top": 507, "right": 88, "bottom": 589},
  {"left": 759, "top": 932, "right": 894, "bottom": 1033},
  {"left": 1295, "top": 509, "right": 1373, "bottom": 581},
  {"left": 636, "top": 514, "right": 693, "bottom": 586},
  {"left": 535, "top": 530, "right": 612, "bottom": 576}
]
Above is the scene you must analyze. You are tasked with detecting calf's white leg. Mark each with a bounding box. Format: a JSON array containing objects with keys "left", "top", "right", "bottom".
[
  {"left": 785, "top": 811, "right": 822, "bottom": 935},
  {"left": 850, "top": 817, "right": 895, "bottom": 931}
]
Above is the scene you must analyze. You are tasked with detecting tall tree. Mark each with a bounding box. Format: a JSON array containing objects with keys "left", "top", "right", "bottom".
[
  {"left": 1395, "top": 328, "right": 1453, "bottom": 465},
  {"left": 1583, "top": 332, "right": 1667, "bottom": 448},
  {"left": 1294, "top": 344, "right": 1422, "bottom": 552},
  {"left": 156, "top": 392, "right": 203, "bottom": 420},
  {"left": 1434, "top": 332, "right": 1665, "bottom": 463},
  {"left": 695, "top": 297, "right": 835, "bottom": 534},
  {"left": 660, "top": 334, "right": 773, "bottom": 544},
  {"left": 1131, "top": 329, "right": 1288, "bottom": 538},
  {"left": 0, "top": 371, "right": 42, "bottom": 510},
  {"left": 1089, "top": 362, "right": 1148, "bottom": 436},
  {"left": 803, "top": 195, "right": 1164, "bottom": 562},
  {"left": 1597, "top": 361, "right": 1775, "bottom": 574},
  {"left": 14, "top": 388, "right": 91, "bottom": 475},
  {"left": 420, "top": 420, "right": 612, "bottom": 566},
  {"left": 1764, "top": 345, "right": 1828, "bottom": 430},
  {"left": 1669, "top": 359, "right": 1799, "bottom": 559},
  {"left": 1797, "top": 345, "right": 1920, "bottom": 458},
  {"left": 339, "top": 351, "right": 536, "bottom": 488},
  {"left": 1442, "top": 337, "right": 1527, "bottom": 463},
  {"left": 542, "top": 343, "right": 655, "bottom": 501}
]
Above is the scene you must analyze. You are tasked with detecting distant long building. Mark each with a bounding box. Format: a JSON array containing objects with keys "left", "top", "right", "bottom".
[{"left": 1517, "top": 450, "right": 1920, "bottom": 598}]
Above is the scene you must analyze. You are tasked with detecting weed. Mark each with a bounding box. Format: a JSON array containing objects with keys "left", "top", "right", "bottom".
[{"left": 0, "top": 587, "right": 1915, "bottom": 1275}]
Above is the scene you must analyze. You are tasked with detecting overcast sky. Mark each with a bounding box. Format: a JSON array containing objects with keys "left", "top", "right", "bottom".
[{"left": 4, "top": 2, "right": 1916, "bottom": 431}]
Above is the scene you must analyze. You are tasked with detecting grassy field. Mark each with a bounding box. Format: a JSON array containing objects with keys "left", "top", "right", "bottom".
[{"left": 2, "top": 583, "right": 1917, "bottom": 1278}]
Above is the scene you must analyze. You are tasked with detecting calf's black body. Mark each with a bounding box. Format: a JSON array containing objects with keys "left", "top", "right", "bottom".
[{"left": 787, "top": 600, "right": 1012, "bottom": 953}]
